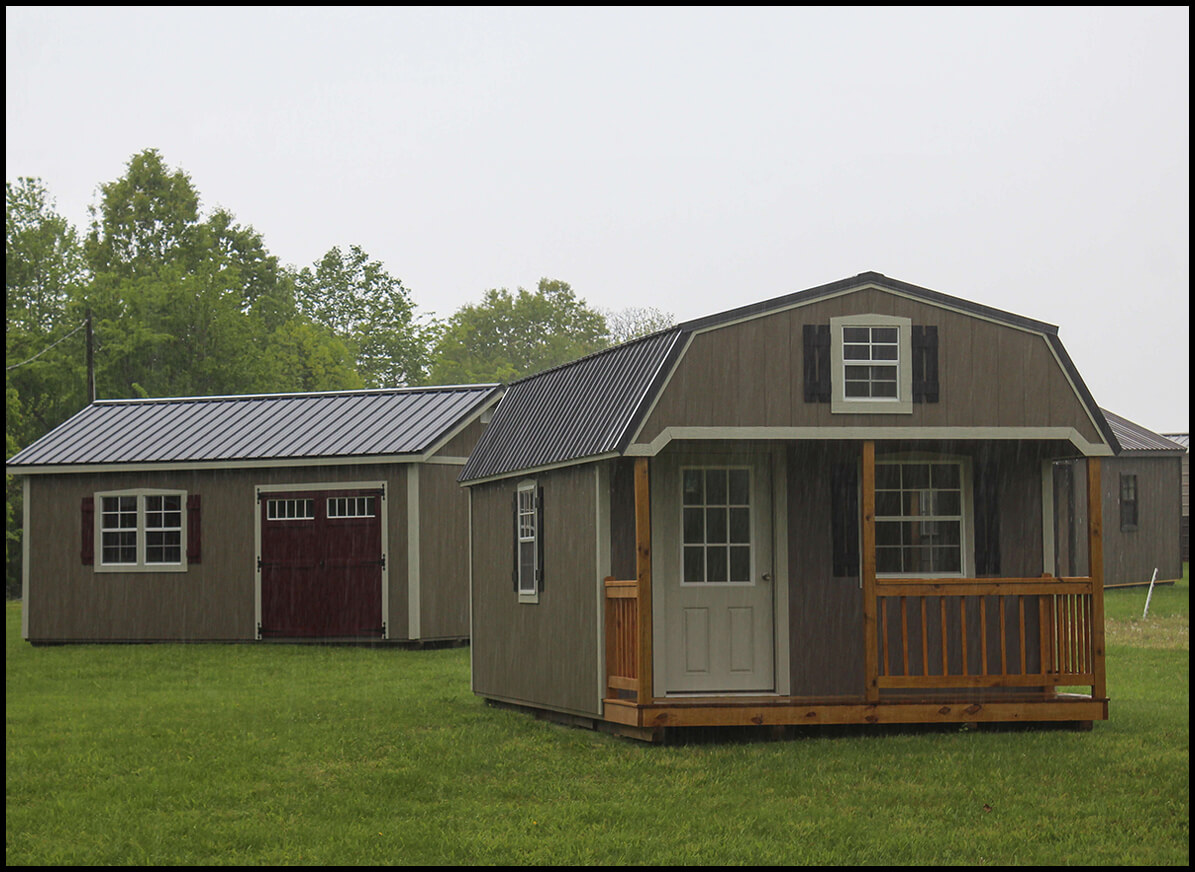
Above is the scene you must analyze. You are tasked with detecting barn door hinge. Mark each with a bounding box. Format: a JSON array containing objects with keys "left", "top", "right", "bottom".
[
  {"left": 380, "top": 554, "right": 386, "bottom": 570},
  {"left": 256, "top": 556, "right": 262, "bottom": 571}
]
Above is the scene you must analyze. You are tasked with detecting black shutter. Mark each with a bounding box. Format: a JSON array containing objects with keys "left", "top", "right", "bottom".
[
  {"left": 803, "top": 324, "right": 831, "bottom": 403},
  {"left": 974, "top": 464, "right": 1001, "bottom": 576},
  {"left": 831, "top": 464, "right": 859, "bottom": 577},
  {"left": 81, "top": 496, "right": 94, "bottom": 565},
  {"left": 512, "top": 491, "right": 519, "bottom": 591},
  {"left": 186, "top": 494, "right": 202, "bottom": 564},
  {"left": 536, "top": 486, "right": 545, "bottom": 593},
  {"left": 912, "top": 325, "right": 940, "bottom": 403}
]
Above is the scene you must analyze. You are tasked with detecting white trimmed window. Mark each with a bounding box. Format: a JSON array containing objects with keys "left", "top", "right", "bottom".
[
  {"left": 874, "top": 460, "right": 968, "bottom": 576},
  {"left": 516, "top": 482, "right": 539, "bottom": 601},
  {"left": 266, "top": 498, "right": 314, "bottom": 520},
  {"left": 96, "top": 490, "right": 187, "bottom": 572},
  {"left": 831, "top": 313, "right": 913, "bottom": 414}
]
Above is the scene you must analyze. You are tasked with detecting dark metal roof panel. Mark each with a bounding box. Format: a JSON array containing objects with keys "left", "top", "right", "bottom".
[
  {"left": 1102, "top": 410, "right": 1187, "bottom": 455},
  {"left": 8, "top": 386, "right": 499, "bottom": 468},
  {"left": 460, "top": 330, "right": 684, "bottom": 482}
]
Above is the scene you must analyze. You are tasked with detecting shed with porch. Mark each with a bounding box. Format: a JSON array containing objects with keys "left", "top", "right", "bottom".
[
  {"left": 10, "top": 385, "right": 500, "bottom": 644},
  {"left": 461, "top": 272, "right": 1115, "bottom": 738}
]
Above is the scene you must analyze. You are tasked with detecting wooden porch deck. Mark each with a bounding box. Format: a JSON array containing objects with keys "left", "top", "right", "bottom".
[{"left": 603, "top": 447, "right": 1108, "bottom": 733}]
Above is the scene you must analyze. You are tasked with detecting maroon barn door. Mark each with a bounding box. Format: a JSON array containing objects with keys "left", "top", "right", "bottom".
[{"left": 259, "top": 489, "right": 384, "bottom": 638}]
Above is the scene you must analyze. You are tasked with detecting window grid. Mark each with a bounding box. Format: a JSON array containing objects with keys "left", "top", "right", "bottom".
[
  {"left": 144, "top": 494, "right": 182, "bottom": 564},
  {"left": 266, "top": 498, "right": 314, "bottom": 520},
  {"left": 517, "top": 487, "right": 537, "bottom": 595},
  {"left": 874, "top": 461, "right": 963, "bottom": 575},
  {"left": 681, "top": 467, "right": 752, "bottom": 584},
  {"left": 1120, "top": 474, "right": 1138, "bottom": 531},
  {"left": 327, "top": 496, "right": 375, "bottom": 518},
  {"left": 843, "top": 325, "right": 899, "bottom": 399},
  {"left": 101, "top": 496, "right": 138, "bottom": 565}
]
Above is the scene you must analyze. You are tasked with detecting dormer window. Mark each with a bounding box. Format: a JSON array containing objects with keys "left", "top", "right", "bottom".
[{"left": 830, "top": 314, "right": 913, "bottom": 414}]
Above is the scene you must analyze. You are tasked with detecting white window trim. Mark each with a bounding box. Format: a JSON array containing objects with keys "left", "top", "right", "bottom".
[
  {"left": 94, "top": 489, "right": 188, "bottom": 573},
  {"left": 517, "top": 480, "right": 539, "bottom": 604},
  {"left": 831, "top": 313, "right": 913, "bottom": 415},
  {"left": 872, "top": 454, "right": 974, "bottom": 579}
]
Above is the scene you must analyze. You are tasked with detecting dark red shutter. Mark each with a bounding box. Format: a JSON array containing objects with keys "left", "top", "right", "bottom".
[
  {"left": 81, "top": 496, "right": 94, "bottom": 565},
  {"left": 187, "top": 494, "right": 202, "bottom": 563}
]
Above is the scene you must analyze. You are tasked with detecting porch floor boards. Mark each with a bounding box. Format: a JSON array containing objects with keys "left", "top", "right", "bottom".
[{"left": 603, "top": 692, "right": 1107, "bottom": 729}]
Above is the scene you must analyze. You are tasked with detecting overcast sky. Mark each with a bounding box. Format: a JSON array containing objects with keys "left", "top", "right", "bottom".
[{"left": 6, "top": 7, "right": 1189, "bottom": 432}]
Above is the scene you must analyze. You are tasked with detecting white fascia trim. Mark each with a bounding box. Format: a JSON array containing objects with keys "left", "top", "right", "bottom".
[
  {"left": 461, "top": 451, "right": 622, "bottom": 488},
  {"left": 423, "top": 456, "right": 469, "bottom": 466},
  {"left": 626, "top": 426, "right": 1115, "bottom": 457},
  {"left": 11, "top": 455, "right": 419, "bottom": 476}
]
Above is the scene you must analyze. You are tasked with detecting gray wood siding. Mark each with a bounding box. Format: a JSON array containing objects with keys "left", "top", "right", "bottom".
[
  {"left": 469, "top": 465, "right": 601, "bottom": 716},
  {"left": 24, "top": 464, "right": 411, "bottom": 643},
  {"left": 635, "top": 288, "right": 1102, "bottom": 445},
  {"left": 433, "top": 416, "right": 487, "bottom": 459},
  {"left": 417, "top": 463, "right": 470, "bottom": 640}
]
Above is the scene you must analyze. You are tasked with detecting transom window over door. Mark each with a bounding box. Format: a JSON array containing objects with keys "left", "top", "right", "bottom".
[
  {"left": 875, "top": 460, "right": 964, "bottom": 575},
  {"left": 682, "top": 467, "right": 752, "bottom": 583}
]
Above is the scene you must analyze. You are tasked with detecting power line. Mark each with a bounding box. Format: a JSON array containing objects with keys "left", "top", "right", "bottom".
[{"left": 5, "top": 319, "right": 87, "bottom": 371}]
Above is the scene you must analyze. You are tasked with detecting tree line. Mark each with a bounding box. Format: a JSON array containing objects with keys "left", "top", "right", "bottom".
[{"left": 6, "top": 148, "right": 673, "bottom": 595}]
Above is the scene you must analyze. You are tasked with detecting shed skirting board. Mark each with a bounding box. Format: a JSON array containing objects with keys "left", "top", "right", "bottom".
[{"left": 601, "top": 696, "right": 1108, "bottom": 729}]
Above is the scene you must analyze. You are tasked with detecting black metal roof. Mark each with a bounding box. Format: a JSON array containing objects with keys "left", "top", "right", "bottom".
[
  {"left": 461, "top": 272, "right": 1119, "bottom": 482},
  {"left": 1102, "top": 410, "right": 1187, "bottom": 455},
  {"left": 8, "top": 385, "right": 500, "bottom": 470},
  {"left": 458, "top": 330, "right": 685, "bottom": 482}
]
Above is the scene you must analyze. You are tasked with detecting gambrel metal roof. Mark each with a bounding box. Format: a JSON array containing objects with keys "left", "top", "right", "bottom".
[
  {"left": 1102, "top": 410, "right": 1188, "bottom": 455},
  {"left": 8, "top": 385, "right": 500, "bottom": 471},
  {"left": 458, "top": 330, "right": 685, "bottom": 482},
  {"left": 461, "top": 272, "right": 1119, "bottom": 482}
]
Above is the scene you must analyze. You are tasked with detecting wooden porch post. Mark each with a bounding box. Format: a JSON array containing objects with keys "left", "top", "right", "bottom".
[
  {"left": 862, "top": 441, "right": 879, "bottom": 703},
  {"left": 634, "top": 457, "right": 653, "bottom": 705},
  {"left": 1087, "top": 457, "right": 1107, "bottom": 701}
]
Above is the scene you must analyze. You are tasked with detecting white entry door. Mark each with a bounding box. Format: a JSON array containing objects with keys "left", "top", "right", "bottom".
[{"left": 656, "top": 453, "right": 775, "bottom": 693}]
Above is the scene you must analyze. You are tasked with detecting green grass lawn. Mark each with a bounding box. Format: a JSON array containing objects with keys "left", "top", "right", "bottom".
[{"left": 7, "top": 573, "right": 1189, "bottom": 865}]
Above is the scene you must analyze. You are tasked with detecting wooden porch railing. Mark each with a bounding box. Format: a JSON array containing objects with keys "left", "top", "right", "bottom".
[
  {"left": 873, "top": 577, "right": 1098, "bottom": 689},
  {"left": 605, "top": 578, "right": 640, "bottom": 696}
]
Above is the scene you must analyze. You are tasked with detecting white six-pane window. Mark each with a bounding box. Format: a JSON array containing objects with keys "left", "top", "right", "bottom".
[
  {"left": 96, "top": 490, "right": 186, "bottom": 571},
  {"left": 517, "top": 483, "right": 538, "bottom": 598},
  {"left": 842, "top": 325, "right": 899, "bottom": 399},
  {"left": 830, "top": 313, "right": 913, "bottom": 414},
  {"left": 874, "top": 460, "right": 965, "bottom": 576}
]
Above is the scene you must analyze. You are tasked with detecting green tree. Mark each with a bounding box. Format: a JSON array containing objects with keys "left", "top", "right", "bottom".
[
  {"left": 81, "top": 150, "right": 360, "bottom": 399},
  {"left": 428, "top": 278, "right": 609, "bottom": 384},
  {"left": 294, "top": 245, "right": 431, "bottom": 387}
]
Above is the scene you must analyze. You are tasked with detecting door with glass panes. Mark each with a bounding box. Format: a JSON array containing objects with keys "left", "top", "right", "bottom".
[{"left": 655, "top": 453, "right": 775, "bottom": 693}]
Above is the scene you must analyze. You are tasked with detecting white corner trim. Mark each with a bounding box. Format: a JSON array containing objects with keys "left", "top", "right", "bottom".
[
  {"left": 595, "top": 463, "right": 611, "bottom": 713},
  {"left": 21, "top": 477, "right": 30, "bottom": 640},
  {"left": 407, "top": 465, "right": 421, "bottom": 641}
]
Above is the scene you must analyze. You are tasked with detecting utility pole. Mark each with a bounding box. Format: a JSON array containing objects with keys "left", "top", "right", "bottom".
[{"left": 86, "top": 308, "right": 96, "bottom": 403}]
